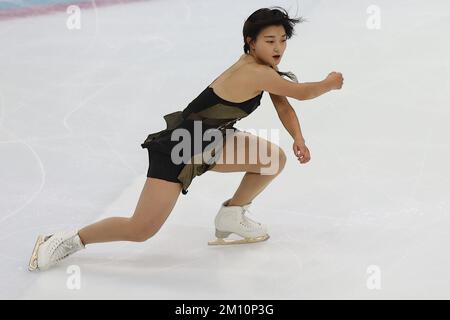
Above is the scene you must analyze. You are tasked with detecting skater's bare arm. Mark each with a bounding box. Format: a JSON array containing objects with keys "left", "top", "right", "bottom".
[
  {"left": 270, "top": 90, "right": 305, "bottom": 142},
  {"left": 253, "top": 65, "right": 343, "bottom": 101}
]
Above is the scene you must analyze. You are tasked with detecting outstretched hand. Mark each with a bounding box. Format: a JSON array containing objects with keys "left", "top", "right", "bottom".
[
  {"left": 325, "top": 71, "right": 344, "bottom": 90},
  {"left": 293, "top": 139, "right": 311, "bottom": 164}
]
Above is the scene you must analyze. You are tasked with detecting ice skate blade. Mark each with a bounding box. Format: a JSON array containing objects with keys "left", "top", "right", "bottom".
[
  {"left": 208, "top": 234, "right": 270, "bottom": 246},
  {"left": 28, "top": 235, "right": 46, "bottom": 271}
]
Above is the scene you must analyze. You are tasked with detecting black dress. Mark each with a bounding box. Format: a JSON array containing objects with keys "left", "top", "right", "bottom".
[{"left": 141, "top": 85, "right": 264, "bottom": 195}]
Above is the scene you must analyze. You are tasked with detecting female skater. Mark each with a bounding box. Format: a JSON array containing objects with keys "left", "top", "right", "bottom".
[{"left": 28, "top": 6, "right": 343, "bottom": 271}]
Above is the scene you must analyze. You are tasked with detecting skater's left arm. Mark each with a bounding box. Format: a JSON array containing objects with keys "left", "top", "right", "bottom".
[
  {"left": 269, "top": 65, "right": 311, "bottom": 164},
  {"left": 270, "top": 92, "right": 303, "bottom": 142},
  {"left": 270, "top": 94, "right": 311, "bottom": 164},
  {"left": 269, "top": 64, "right": 305, "bottom": 143}
]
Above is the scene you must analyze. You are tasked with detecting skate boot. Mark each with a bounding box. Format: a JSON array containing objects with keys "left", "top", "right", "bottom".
[
  {"left": 208, "top": 198, "right": 270, "bottom": 245},
  {"left": 28, "top": 229, "right": 85, "bottom": 271}
]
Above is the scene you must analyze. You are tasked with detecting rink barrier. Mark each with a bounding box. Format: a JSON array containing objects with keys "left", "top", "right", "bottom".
[{"left": 0, "top": 0, "right": 148, "bottom": 20}]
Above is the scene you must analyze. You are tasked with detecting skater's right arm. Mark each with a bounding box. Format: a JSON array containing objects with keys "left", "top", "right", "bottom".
[{"left": 253, "top": 65, "right": 343, "bottom": 101}]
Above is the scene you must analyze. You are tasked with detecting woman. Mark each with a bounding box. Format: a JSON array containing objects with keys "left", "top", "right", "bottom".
[{"left": 28, "top": 7, "right": 343, "bottom": 271}]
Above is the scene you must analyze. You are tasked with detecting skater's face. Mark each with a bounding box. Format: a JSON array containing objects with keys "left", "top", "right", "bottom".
[{"left": 247, "top": 25, "right": 287, "bottom": 67}]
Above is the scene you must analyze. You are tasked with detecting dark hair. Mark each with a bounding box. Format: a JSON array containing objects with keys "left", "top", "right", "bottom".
[{"left": 242, "top": 6, "right": 306, "bottom": 82}]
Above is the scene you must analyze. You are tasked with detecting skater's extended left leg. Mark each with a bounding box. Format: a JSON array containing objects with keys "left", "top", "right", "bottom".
[
  {"left": 29, "top": 177, "right": 182, "bottom": 271},
  {"left": 78, "top": 177, "right": 182, "bottom": 244}
]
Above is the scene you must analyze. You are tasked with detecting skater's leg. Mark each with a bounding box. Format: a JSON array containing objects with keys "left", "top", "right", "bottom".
[
  {"left": 228, "top": 170, "right": 283, "bottom": 206},
  {"left": 210, "top": 132, "right": 286, "bottom": 206},
  {"left": 78, "top": 178, "right": 182, "bottom": 245}
]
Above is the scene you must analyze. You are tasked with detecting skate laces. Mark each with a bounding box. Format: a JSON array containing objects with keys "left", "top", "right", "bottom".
[
  {"left": 242, "top": 208, "right": 261, "bottom": 226},
  {"left": 48, "top": 235, "right": 82, "bottom": 264}
]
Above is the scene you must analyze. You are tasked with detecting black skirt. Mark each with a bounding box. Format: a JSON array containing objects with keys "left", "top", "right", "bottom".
[{"left": 146, "top": 149, "right": 186, "bottom": 186}]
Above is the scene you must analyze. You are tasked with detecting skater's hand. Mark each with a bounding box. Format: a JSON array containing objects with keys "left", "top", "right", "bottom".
[
  {"left": 324, "top": 71, "right": 344, "bottom": 90},
  {"left": 293, "top": 139, "right": 311, "bottom": 164}
]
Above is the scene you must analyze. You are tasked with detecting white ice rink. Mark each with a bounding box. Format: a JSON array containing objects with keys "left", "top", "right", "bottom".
[{"left": 1, "top": 0, "right": 449, "bottom": 299}]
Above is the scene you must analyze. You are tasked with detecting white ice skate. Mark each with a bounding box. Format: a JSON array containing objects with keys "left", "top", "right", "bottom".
[
  {"left": 208, "top": 198, "right": 270, "bottom": 245},
  {"left": 28, "top": 229, "right": 85, "bottom": 271}
]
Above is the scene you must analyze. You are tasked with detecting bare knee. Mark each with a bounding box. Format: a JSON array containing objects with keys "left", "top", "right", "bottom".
[
  {"left": 278, "top": 147, "right": 287, "bottom": 173},
  {"left": 270, "top": 146, "right": 286, "bottom": 175},
  {"left": 127, "top": 219, "right": 161, "bottom": 242},
  {"left": 258, "top": 145, "right": 286, "bottom": 175}
]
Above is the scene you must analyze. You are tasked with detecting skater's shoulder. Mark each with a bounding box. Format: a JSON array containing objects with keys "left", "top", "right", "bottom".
[{"left": 252, "top": 63, "right": 279, "bottom": 75}]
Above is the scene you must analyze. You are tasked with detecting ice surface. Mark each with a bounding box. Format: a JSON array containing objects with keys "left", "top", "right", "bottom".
[{"left": 1, "top": 0, "right": 449, "bottom": 299}]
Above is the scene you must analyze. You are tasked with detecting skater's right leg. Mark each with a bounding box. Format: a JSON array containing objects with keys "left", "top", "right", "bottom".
[
  {"left": 207, "top": 131, "right": 285, "bottom": 245},
  {"left": 78, "top": 177, "right": 182, "bottom": 245},
  {"left": 210, "top": 131, "right": 286, "bottom": 206}
]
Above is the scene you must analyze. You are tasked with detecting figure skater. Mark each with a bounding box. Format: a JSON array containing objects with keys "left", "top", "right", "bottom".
[{"left": 28, "top": 6, "right": 343, "bottom": 271}]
